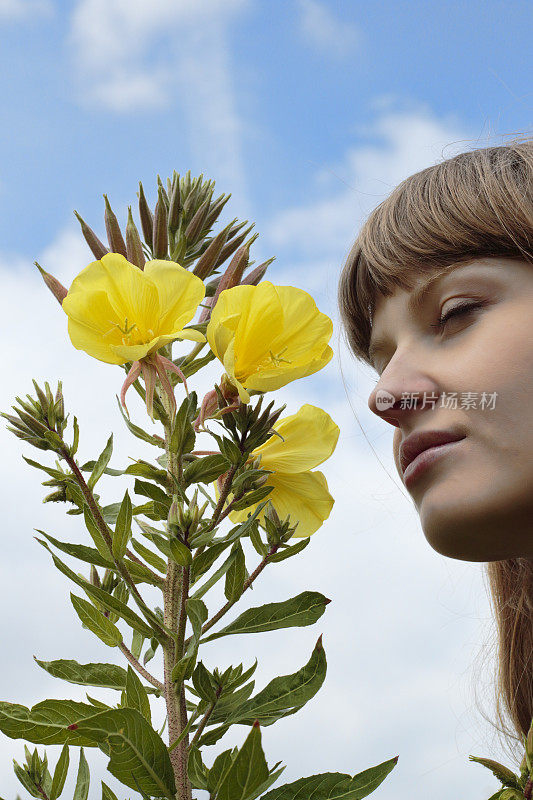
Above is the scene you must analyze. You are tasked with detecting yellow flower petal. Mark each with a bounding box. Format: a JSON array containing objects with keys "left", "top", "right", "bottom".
[
  {"left": 68, "top": 253, "right": 160, "bottom": 327},
  {"left": 244, "top": 346, "right": 333, "bottom": 393},
  {"left": 270, "top": 284, "right": 333, "bottom": 363},
  {"left": 67, "top": 314, "right": 125, "bottom": 364},
  {"left": 251, "top": 404, "right": 339, "bottom": 473},
  {"left": 223, "top": 470, "right": 334, "bottom": 538},
  {"left": 63, "top": 254, "right": 207, "bottom": 366},
  {"left": 143, "top": 259, "right": 206, "bottom": 332},
  {"left": 206, "top": 282, "right": 333, "bottom": 396}
]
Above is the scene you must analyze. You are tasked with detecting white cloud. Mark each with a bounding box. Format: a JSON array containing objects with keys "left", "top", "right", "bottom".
[
  {"left": 0, "top": 0, "right": 53, "bottom": 20},
  {"left": 267, "top": 102, "right": 473, "bottom": 262},
  {"left": 296, "top": 0, "right": 361, "bottom": 59},
  {"left": 67, "top": 0, "right": 251, "bottom": 219}
]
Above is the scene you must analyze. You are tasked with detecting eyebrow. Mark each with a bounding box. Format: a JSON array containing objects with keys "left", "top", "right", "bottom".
[{"left": 368, "top": 261, "right": 473, "bottom": 367}]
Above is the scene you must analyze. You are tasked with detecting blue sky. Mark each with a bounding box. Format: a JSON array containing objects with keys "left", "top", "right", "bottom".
[{"left": 0, "top": 1, "right": 532, "bottom": 798}]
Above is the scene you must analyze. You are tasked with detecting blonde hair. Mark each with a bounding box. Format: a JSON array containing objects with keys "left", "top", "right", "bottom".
[{"left": 337, "top": 138, "right": 533, "bottom": 763}]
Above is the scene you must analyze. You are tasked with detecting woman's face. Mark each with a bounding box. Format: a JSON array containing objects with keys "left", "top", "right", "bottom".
[{"left": 367, "top": 256, "right": 533, "bottom": 562}]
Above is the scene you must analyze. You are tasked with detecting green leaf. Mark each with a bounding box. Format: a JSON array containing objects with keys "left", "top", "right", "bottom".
[
  {"left": 73, "top": 747, "right": 90, "bottom": 800},
  {"left": 171, "top": 598, "right": 208, "bottom": 686},
  {"left": 188, "top": 745, "right": 208, "bottom": 791},
  {"left": 190, "top": 541, "right": 231, "bottom": 585},
  {"left": 73, "top": 708, "right": 176, "bottom": 798},
  {"left": 169, "top": 392, "right": 197, "bottom": 455},
  {"left": 200, "top": 591, "right": 330, "bottom": 643},
  {"left": 0, "top": 699, "right": 102, "bottom": 746},
  {"left": 224, "top": 542, "right": 246, "bottom": 602},
  {"left": 86, "top": 695, "right": 111, "bottom": 709},
  {"left": 88, "top": 434, "right": 113, "bottom": 491},
  {"left": 259, "top": 756, "right": 399, "bottom": 800},
  {"left": 50, "top": 743, "right": 69, "bottom": 800},
  {"left": 71, "top": 415, "right": 80, "bottom": 456},
  {"left": 34, "top": 658, "right": 128, "bottom": 691},
  {"left": 13, "top": 759, "right": 40, "bottom": 797},
  {"left": 248, "top": 521, "right": 268, "bottom": 557},
  {"left": 191, "top": 661, "right": 217, "bottom": 703},
  {"left": 115, "top": 395, "right": 166, "bottom": 448},
  {"left": 267, "top": 537, "right": 311, "bottom": 562},
  {"left": 183, "top": 453, "right": 230, "bottom": 487},
  {"left": 189, "top": 545, "right": 239, "bottom": 601},
  {"left": 36, "top": 539, "right": 155, "bottom": 639},
  {"left": 216, "top": 722, "right": 269, "bottom": 800},
  {"left": 101, "top": 782, "right": 120, "bottom": 800},
  {"left": 35, "top": 530, "right": 162, "bottom": 588},
  {"left": 169, "top": 537, "right": 193, "bottom": 567},
  {"left": 123, "top": 460, "right": 168, "bottom": 486},
  {"left": 468, "top": 756, "right": 522, "bottom": 789},
  {"left": 123, "top": 666, "right": 151, "bottom": 724},
  {"left": 134, "top": 478, "right": 169, "bottom": 507},
  {"left": 22, "top": 456, "right": 68, "bottom": 481},
  {"left": 206, "top": 749, "right": 234, "bottom": 795},
  {"left": 181, "top": 350, "right": 216, "bottom": 378},
  {"left": 37, "top": 529, "right": 110, "bottom": 568},
  {"left": 82, "top": 506, "right": 110, "bottom": 560},
  {"left": 196, "top": 722, "right": 231, "bottom": 747},
  {"left": 211, "top": 636, "right": 326, "bottom": 728},
  {"left": 230, "top": 485, "right": 273, "bottom": 512},
  {"left": 101, "top": 502, "right": 122, "bottom": 525},
  {"left": 70, "top": 593, "right": 123, "bottom": 647},
  {"left": 113, "top": 490, "right": 132, "bottom": 560},
  {"left": 130, "top": 537, "right": 166, "bottom": 574}
]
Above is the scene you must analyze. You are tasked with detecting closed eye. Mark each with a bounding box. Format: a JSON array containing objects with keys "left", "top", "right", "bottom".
[
  {"left": 430, "top": 299, "right": 487, "bottom": 332},
  {"left": 371, "top": 299, "right": 489, "bottom": 381}
]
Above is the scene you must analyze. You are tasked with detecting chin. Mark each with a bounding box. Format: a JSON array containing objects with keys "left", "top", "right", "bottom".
[{"left": 419, "top": 502, "right": 531, "bottom": 563}]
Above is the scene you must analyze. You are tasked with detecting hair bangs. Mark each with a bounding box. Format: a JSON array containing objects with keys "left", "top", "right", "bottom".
[{"left": 338, "top": 140, "right": 533, "bottom": 368}]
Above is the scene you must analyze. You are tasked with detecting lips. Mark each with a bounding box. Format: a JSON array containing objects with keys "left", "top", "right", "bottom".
[{"left": 399, "top": 429, "right": 466, "bottom": 476}]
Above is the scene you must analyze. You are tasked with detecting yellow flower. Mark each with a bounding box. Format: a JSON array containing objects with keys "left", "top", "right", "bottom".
[
  {"left": 62, "top": 253, "right": 207, "bottom": 418},
  {"left": 206, "top": 281, "right": 333, "bottom": 404},
  {"left": 215, "top": 404, "right": 339, "bottom": 538}
]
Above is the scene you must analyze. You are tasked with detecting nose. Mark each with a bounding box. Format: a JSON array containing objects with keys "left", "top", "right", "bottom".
[{"left": 367, "top": 365, "right": 439, "bottom": 428}]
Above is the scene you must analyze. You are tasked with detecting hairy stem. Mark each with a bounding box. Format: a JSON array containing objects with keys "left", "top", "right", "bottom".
[
  {"left": 161, "top": 389, "right": 193, "bottom": 800},
  {"left": 118, "top": 641, "right": 164, "bottom": 691}
]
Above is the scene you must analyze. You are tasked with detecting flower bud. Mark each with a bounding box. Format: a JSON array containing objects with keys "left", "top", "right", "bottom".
[
  {"left": 184, "top": 197, "right": 210, "bottom": 243},
  {"left": 90, "top": 565, "right": 101, "bottom": 587},
  {"left": 202, "top": 193, "right": 231, "bottom": 231},
  {"left": 153, "top": 187, "right": 169, "bottom": 259},
  {"left": 103, "top": 194, "right": 127, "bottom": 257},
  {"left": 168, "top": 175, "right": 181, "bottom": 233},
  {"left": 199, "top": 242, "right": 251, "bottom": 323},
  {"left": 138, "top": 182, "right": 154, "bottom": 248},
  {"left": 126, "top": 206, "right": 146, "bottom": 269},
  {"left": 192, "top": 224, "right": 231, "bottom": 281},
  {"left": 34, "top": 261, "right": 68, "bottom": 305},
  {"left": 43, "top": 488, "right": 67, "bottom": 503},
  {"left": 241, "top": 258, "right": 275, "bottom": 286},
  {"left": 214, "top": 226, "right": 257, "bottom": 270},
  {"left": 73, "top": 210, "right": 109, "bottom": 259}
]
